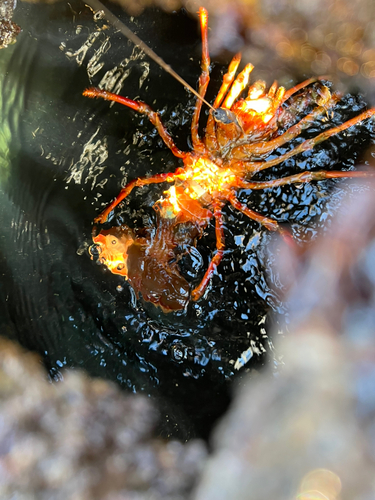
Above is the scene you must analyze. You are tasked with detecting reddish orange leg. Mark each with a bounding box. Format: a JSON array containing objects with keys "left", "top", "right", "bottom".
[
  {"left": 281, "top": 76, "right": 330, "bottom": 104},
  {"left": 231, "top": 92, "right": 342, "bottom": 160},
  {"left": 267, "top": 80, "right": 278, "bottom": 98},
  {"left": 238, "top": 169, "right": 375, "bottom": 192},
  {"left": 247, "top": 80, "right": 266, "bottom": 99},
  {"left": 270, "top": 86, "right": 286, "bottom": 107},
  {"left": 222, "top": 63, "right": 254, "bottom": 109},
  {"left": 233, "top": 106, "right": 375, "bottom": 175},
  {"left": 253, "top": 107, "right": 375, "bottom": 174},
  {"left": 227, "top": 192, "right": 280, "bottom": 231},
  {"left": 205, "top": 53, "right": 242, "bottom": 152},
  {"left": 227, "top": 192, "right": 295, "bottom": 245},
  {"left": 94, "top": 170, "right": 182, "bottom": 224},
  {"left": 83, "top": 88, "right": 187, "bottom": 159},
  {"left": 191, "top": 7, "right": 210, "bottom": 153},
  {"left": 213, "top": 53, "right": 242, "bottom": 108},
  {"left": 191, "top": 201, "right": 225, "bottom": 301}
]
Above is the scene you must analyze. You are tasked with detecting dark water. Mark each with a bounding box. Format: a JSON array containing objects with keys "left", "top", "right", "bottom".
[{"left": 0, "top": 0, "right": 374, "bottom": 439}]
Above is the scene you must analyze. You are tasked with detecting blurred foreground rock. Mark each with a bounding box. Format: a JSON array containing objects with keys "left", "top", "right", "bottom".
[
  {"left": 105, "top": 0, "right": 375, "bottom": 100},
  {"left": 0, "top": 0, "right": 20, "bottom": 48},
  {"left": 0, "top": 338, "right": 206, "bottom": 500},
  {"left": 194, "top": 180, "right": 375, "bottom": 500}
]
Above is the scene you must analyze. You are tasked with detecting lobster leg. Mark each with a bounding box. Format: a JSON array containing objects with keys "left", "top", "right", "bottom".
[
  {"left": 94, "top": 170, "right": 183, "bottom": 224},
  {"left": 251, "top": 106, "right": 375, "bottom": 174},
  {"left": 230, "top": 92, "right": 342, "bottom": 160},
  {"left": 191, "top": 201, "right": 225, "bottom": 301},
  {"left": 83, "top": 88, "right": 187, "bottom": 159},
  {"left": 205, "top": 53, "right": 242, "bottom": 153},
  {"left": 281, "top": 76, "right": 329, "bottom": 104},
  {"left": 222, "top": 63, "right": 254, "bottom": 109},
  {"left": 267, "top": 81, "right": 278, "bottom": 98},
  {"left": 227, "top": 192, "right": 280, "bottom": 231},
  {"left": 238, "top": 169, "right": 375, "bottom": 191},
  {"left": 213, "top": 53, "right": 242, "bottom": 108},
  {"left": 191, "top": 7, "right": 210, "bottom": 153}
]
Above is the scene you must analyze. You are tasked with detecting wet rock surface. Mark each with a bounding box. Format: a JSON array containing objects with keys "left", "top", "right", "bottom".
[{"left": 0, "top": 338, "right": 206, "bottom": 500}]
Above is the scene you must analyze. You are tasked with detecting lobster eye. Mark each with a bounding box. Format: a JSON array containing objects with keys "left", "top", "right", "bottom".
[{"left": 213, "top": 108, "right": 239, "bottom": 126}]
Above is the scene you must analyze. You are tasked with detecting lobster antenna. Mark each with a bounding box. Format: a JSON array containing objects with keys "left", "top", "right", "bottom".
[{"left": 84, "top": 0, "right": 215, "bottom": 112}]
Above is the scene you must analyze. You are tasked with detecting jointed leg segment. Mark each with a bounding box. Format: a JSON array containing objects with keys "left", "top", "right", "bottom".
[
  {"left": 222, "top": 63, "right": 254, "bottom": 109},
  {"left": 191, "top": 7, "right": 211, "bottom": 152},
  {"left": 230, "top": 92, "right": 342, "bottom": 159},
  {"left": 281, "top": 75, "right": 330, "bottom": 104},
  {"left": 227, "top": 192, "right": 280, "bottom": 232},
  {"left": 94, "top": 171, "right": 181, "bottom": 224},
  {"left": 232, "top": 106, "right": 375, "bottom": 176},
  {"left": 213, "top": 53, "right": 242, "bottom": 108},
  {"left": 191, "top": 201, "right": 225, "bottom": 301},
  {"left": 238, "top": 169, "right": 375, "bottom": 192},
  {"left": 83, "top": 88, "right": 187, "bottom": 159}
]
